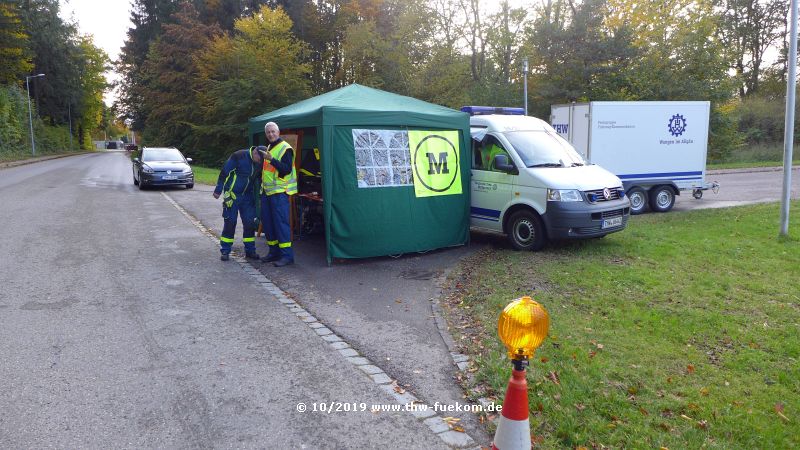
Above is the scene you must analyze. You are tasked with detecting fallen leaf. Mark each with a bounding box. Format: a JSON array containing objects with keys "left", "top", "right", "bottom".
[
  {"left": 687, "top": 402, "right": 700, "bottom": 411},
  {"left": 395, "top": 299, "right": 402, "bottom": 303},
  {"left": 775, "top": 403, "right": 785, "bottom": 413},
  {"left": 687, "top": 364, "right": 695, "bottom": 374},
  {"left": 452, "top": 425, "right": 465, "bottom": 432},
  {"left": 589, "top": 351, "right": 597, "bottom": 358},
  {"left": 548, "top": 371, "right": 561, "bottom": 385},
  {"left": 596, "top": 343, "right": 604, "bottom": 349},
  {"left": 700, "top": 387, "right": 710, "bottom": 396},
  {"left": 697, "top": 420, "right": 708, "bottom": 430},
  {"left": 574, "top": 403, "right": 586, "bottom": 411},
  {"left": 639, "top": 407, "right": 649, "bottom": 416},
  {"left": 393, "top": 386, "right": 405, "bottom": 394},
  {"left": 540, "top": 357, "right": 549, "bottom": 363}
]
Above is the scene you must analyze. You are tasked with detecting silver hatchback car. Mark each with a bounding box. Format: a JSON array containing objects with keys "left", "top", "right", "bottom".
[{"left": 133, "top": 147, "right": 194, "bottom": 190}]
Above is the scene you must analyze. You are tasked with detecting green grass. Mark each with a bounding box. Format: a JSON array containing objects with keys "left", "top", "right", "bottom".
[
  {"left": 445, "top": 201, "right": 800, "bottom": 449},
  {"left": 708, "top": 143, "right": 800, "bottom": 170},
  {"left": 191, "top": 165, "right": 220, "bottom": 185}
]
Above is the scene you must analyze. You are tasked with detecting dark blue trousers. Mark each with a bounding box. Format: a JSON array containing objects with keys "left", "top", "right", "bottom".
[
  {"left": 220, "top": 194, "right": 257, "bottom": 255},
  {"left": 261, "top": 193, "right": 294, "bottom": 262}
]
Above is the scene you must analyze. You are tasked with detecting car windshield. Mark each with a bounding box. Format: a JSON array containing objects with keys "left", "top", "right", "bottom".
[
  {"left": 503, "top": 131, "right": 585, "bottom": 168},
  {"left": 143, "top": 148, "right": 184, "bottom": 162}
]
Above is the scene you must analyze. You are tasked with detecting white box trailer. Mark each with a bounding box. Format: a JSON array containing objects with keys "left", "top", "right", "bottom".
[{"left": 550, "top": 101, "right": 718, "bottom": 214}]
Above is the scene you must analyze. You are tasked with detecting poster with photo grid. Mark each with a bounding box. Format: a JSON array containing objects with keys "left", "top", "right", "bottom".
[{"left": 352, "top": 129, "right": 413, "bottom": 188}]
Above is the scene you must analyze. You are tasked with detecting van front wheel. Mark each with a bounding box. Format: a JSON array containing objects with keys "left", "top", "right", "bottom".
[{"left": 507, "top": 210, "right": 546, "bottom": 251}]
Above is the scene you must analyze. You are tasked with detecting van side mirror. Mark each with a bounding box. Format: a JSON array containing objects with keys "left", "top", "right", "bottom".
[
  {"left": 494, "top": 154, "right": 515, "bottom": 172},
  {"left": 133, "top": 157, "right": 140, "bottom": 163},
  {"left": 186, "top": 157, "right": 193, "bottom": 163}
]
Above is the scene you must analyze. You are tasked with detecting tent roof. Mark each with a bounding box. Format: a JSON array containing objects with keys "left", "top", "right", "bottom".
[{"left": 248, "top": 84, "right": 467, "bottom": 132}]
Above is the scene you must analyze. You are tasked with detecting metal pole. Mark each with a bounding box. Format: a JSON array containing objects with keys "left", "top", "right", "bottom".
[
  {"left": 780, "top": 0, "right": 798, "bottom": 236},
  {"left": 68, "top": 103, "right": 73, "bottom": 151},
  {"left": 523, "top": 57, "right": 529, "bottom": 116},
  {"left": 26, "top": 76, "right": 35, "bottom": 156}
]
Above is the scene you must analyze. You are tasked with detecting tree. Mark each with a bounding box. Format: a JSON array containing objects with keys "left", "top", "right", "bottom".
[
  {"left": 194, "top": 5, "right": 310, "bottom": 163},
  {"left": 0, "top": 1, "right": 32, "bottom": 85},
  {"left": 716, "top": 0, "right": 787, "bottom": 97},
  {"left": 74, "top": 37, "right": 109, "bottom": 149},
  {"left": 139, "top": 2, "right": 221, "bottom": 150}
]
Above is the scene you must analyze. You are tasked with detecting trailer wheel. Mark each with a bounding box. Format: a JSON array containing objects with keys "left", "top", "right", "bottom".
[
  {"left": 693, "top": 189, "right": 703, "bottom": 199},
  {"left": 627, "top": 187, "right": 648, "bottom": 215},
  {"left": 649, "top": 185, "right": 675, "bottom": 212},
  {"left": 507, "top": 210, "right": 546, "bottom": 251}
]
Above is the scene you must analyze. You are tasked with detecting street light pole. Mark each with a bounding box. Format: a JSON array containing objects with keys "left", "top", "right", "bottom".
[
  {"left": 780, "top": 0, "right": 798, "bottom": 237},
  {"left": 25, "top": 73, "right": 45, "bottom": 156},
  {"left": 68, "top": 103, "right": 73, "bottom": 151},
  {"left": 523, "top": 57, "right": 529, "bottom": 116}
]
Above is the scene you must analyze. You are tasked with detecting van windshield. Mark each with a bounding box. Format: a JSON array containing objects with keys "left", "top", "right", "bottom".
[{"left": 503, "top": 131, "right": 585, "bottom": 168}]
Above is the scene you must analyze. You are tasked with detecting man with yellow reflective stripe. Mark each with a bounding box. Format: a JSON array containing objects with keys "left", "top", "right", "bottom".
[
  {"left": 213, "top": 146, "right": 265, "bottom": 261},
  {"left": 260, "top": 122, "right": 297, "bottom": 267}
]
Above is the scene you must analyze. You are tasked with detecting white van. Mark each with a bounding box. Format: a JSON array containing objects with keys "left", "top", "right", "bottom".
[{"left": 464, "top": 106, "right": 631, "bottom": 250}]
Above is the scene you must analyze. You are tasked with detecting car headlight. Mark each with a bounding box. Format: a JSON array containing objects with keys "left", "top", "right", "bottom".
[
  {"left": 142, "top": 165, "right": 154, "bottom": 173},
  {"left": 547, "top": 189, "right": 583, "bottom": 202}
]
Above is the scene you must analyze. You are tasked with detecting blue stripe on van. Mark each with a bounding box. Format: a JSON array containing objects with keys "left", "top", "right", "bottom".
[
  {"left": 618, "top": 171, "right": 703, "bottom": 179},
  {"left": 471, "top": 206, "right": 501, "bottom": 222}
]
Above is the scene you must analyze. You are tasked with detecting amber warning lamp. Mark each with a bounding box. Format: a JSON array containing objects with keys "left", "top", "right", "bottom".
[{"left": 498, "top": 296, "right": 549, "bottom": 368}]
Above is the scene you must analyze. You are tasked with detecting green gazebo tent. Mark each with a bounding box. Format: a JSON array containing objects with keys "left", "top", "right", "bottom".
[{"left": 248, "top": 84, "right": 470, "bottom": 263}]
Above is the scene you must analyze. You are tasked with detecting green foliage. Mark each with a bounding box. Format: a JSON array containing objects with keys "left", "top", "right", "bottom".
[
  {"left": 447, "top": 201, "right": 800, "bottom": 448},
  {"left": 139, "top": 3, "right": 221, "bottom": 154},
  {"left": 0, "top": 1, "right": 32, "bottom": 84},
  {"left": 0, "top": 83, "right": 29, "bottom": 153},
  {"left": 708, "top": 102, "right": 743, "bottom": 162},
  {"left": 193, "top": 5, "right": 310, "bottom": 164}
]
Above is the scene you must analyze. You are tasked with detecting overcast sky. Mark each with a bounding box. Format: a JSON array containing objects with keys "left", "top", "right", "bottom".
[{"left": 59, "top": 0, "right": 132, "bottom": 106}]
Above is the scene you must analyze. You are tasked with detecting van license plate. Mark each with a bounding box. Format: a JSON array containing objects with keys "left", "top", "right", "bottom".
[
  {"left": 602, "top": 217, "right": 622, "bottom": 229},
  {"left": 162, "top": 175, "right": 177, "bottom": 180}
]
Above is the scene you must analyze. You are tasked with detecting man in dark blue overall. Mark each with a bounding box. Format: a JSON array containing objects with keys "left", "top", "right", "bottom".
[{"left": 213, "top": 146, "right": 265, "bottom": 261}]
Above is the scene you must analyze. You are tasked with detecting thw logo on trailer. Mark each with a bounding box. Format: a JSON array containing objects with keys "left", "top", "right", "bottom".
[{"left": 668, "top": 114, "right": 687, "bottom": 137}]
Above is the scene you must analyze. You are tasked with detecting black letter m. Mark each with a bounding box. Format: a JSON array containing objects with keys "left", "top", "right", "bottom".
[{"left": 426, "top": 152, "right": 449, "bottom": 175}]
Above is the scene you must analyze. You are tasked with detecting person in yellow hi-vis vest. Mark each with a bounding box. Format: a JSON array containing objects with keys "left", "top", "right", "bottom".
[{"left": 260, "top": 121, "right": 297, "bottom": 267}]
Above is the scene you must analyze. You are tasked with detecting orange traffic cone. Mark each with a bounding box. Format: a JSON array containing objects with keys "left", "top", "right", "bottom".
[{"left": 492, "top": 365, "right": 530, "bottom": 450}]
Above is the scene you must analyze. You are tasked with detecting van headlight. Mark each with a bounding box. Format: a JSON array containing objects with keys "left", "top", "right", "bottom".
[
  {"left": 547, "top": 189, "right": 583, "bottom": 202},
  {"left": 142, "top": 165, "right": 154, "bottom": 173}
]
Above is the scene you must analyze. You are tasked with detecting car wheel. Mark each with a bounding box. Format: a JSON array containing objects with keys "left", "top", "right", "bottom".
[
  {"left": 186, "top": 183, "right": 194, "bottom": 189},
  {"left": 507, "top": 210, "right": 546, "bottom": 251},
  {"left": 649, "top": 185, "right": 675, "bottom": 212},
  {"left": 138, "top": 173, "right": 146, "bottom": 190},
  {"left": 627, "top": 187, "right": 648, "bottom": 215},
  {"left": 693, "top": 189, "right": 703, "bottom": 199}
]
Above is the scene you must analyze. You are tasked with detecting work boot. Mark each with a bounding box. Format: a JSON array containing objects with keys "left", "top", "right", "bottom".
[
  {"left": 245, "top": 252, "right": 260, "bottom": 260},
  {"left": 261, "top": 254, "right": 280, "bottom": 263},
  {"left": 273, "top": 258, "right": 294, "bottom": 267},
  {"left": 220, "top": 253, "right": 230, "bottom": 261}
]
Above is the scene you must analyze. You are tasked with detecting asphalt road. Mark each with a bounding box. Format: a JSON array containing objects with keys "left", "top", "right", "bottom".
[
  {"left": 671, "top": 167, "right": 799, "bottom": 211},
  {"left": 0, "top": 152, "right": 448, "bottom": 449}
]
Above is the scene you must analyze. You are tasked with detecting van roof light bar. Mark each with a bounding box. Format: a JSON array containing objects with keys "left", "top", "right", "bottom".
[{"left": 460, "top": 106, "right": 525, "bottom": 116}]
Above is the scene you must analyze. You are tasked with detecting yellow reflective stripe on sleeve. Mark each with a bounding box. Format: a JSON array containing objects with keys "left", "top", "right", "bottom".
[
  {"left": 278, "top": 242, "right": 292, "bottom": 248},
  {"left": 267, "top": 240, "right": 278, "bottom": 246},
  {"left": 242, "top": 237, "right": 255, "bottom": 243},
  {"left": 220, "top": 237, "right": 234, "bottom": 243}
]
